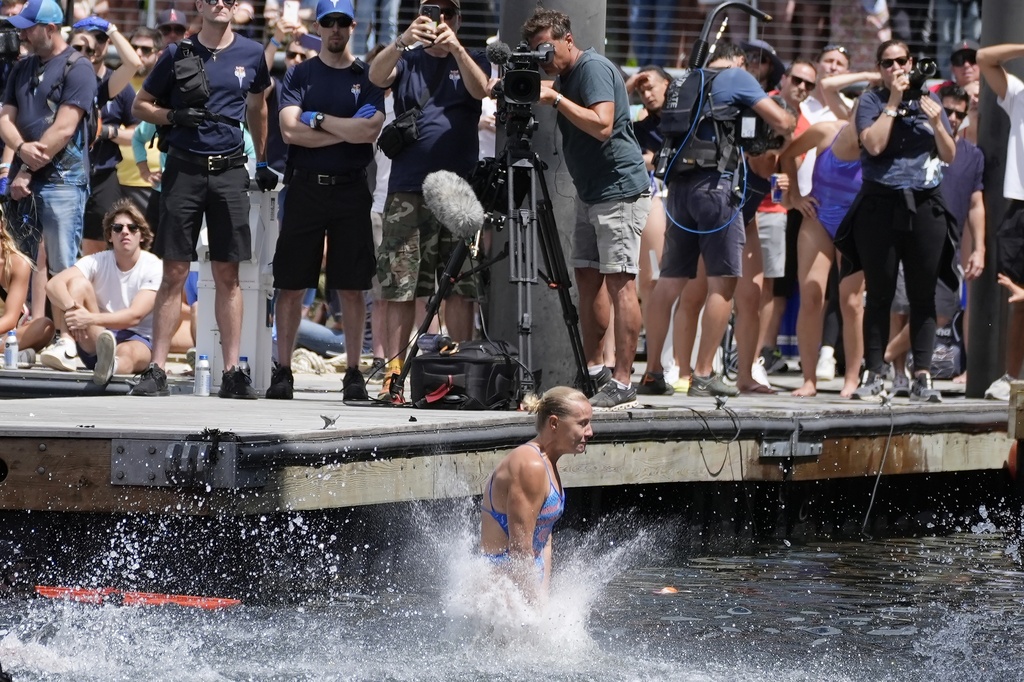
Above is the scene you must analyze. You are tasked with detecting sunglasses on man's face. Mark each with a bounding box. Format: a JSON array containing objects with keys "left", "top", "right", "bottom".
[
  {"left": 788, "top": 75, "right": 815, "bottom": 91},
  {"left": 112, "top": 222, "right": 141, "bottom": 234},
  {"left": 72, "top": 43, "right": 95, "bottom": 56},
  {"left": 880, "top": 56, "right": 910, "bottom": 69},
  {"left": 285, "top": 50, "right": 306, "bottom": 59},
  {"left": 132, "top": 44, "right": 155, "bottom": 55},
  {"left": 951, "top": 53, "right": 976, "bottom": 67},
  {"left": 318, "top": 14, "right": 352, "bottom": 28},
  {"left": 943, "top": 107, "right": 967, "bottom": 119},
  {"left": 202, "top": 0, "right": 238, "bottom": 7}
]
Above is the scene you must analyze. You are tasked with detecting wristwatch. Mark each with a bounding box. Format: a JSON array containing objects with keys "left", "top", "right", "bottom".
[
  {"left": 313, "top": 112, "right": 325, "bottom": 129},
  {"left": 882, "top": 108, "right": 898, "bottom": 118}
]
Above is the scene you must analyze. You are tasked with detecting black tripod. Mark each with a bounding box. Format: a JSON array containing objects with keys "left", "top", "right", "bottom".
[{"left": 388, "top": 142, "right": 594, "bottom": 403}]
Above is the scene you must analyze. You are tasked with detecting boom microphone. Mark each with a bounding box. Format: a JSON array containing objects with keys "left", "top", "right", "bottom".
[
  {"left": 423, "top": 171, "right": 485, "bottom": 239},
  {"left": 486, "top": 40, "right": 512, "bottom": 65}
]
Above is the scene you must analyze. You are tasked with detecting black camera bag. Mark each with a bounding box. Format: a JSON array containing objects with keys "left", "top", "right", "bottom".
[
  {"left": 377, "top": 107, "right": 420, "bottom": 159},
  {"left": 377, "top": 61, "right": 448, "bottom": 160},
  {"left": 410, "top": 340, "right": 521, "bottom": 410}
]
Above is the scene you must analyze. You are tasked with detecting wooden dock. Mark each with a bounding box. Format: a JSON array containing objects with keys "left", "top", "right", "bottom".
[{"left": 0, "top": 366, "right": 1016, "bottom": 516}]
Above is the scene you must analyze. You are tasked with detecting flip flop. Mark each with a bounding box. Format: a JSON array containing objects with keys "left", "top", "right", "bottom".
[{"left": 739, "top": 383, "right": 778, "bottom": 395}]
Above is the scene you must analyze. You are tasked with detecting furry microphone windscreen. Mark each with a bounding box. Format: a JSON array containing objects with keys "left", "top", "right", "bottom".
[
  {"left": 422, "top": 170, "right": 485, "bottom": 239},
  {"left": 486, "top": 40, "right": 512, "bottom": 65}
]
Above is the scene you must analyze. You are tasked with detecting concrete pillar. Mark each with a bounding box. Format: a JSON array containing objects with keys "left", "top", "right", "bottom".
[
  {"left": 486, "top": 0, "right": 606, "bottom": 390},
  {"left": 969, "top": 0, "right": 1024, "bottom": 397}
]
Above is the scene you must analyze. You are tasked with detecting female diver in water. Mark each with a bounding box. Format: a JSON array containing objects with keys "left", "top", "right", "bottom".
[{"left": 480, "top": 386, "right": 593, "bottom": 600}]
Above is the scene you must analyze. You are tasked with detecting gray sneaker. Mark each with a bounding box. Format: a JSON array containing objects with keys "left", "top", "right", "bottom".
[
  {"left": 910, "top": 372, "right": 942, "bottom": 403},
  {"left": 688, "top": 372, "right": 739, "bottom": 397},
  {"left": 589, "top": 381, "right": 638, "bottom": 410},
  {"left": 852, "top": 370, "right": 885, "bottom": 400},
  {"left": 984, "top": 373, "right": 1013, "bottom": 401},
  {"left": 892, "top": 370, "right": 910, "bottom": 398},
  {"left": 579, "top": 366, "right": 612, "bottom": 394}
]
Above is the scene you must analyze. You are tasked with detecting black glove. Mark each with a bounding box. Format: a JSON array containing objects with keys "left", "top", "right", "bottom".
[
  {"left": 169, "top": 108, "right": 206, "bottom": 127},
  {"left": 255, "top": 164, "right": 279, "bottom": 191}
]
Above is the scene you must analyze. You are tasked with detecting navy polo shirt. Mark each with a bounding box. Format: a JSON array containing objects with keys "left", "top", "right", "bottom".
[
  {"left": 143, "top": 35, "right": 270, "bottom": 155},
  {"left": 280, "top": 57, "right": 384, "bottom": 174},
  {"left": 387, "top": 49, "right": 489, "bottom": 193},
  {"left": 3, "top": 46, "right": 97, "bottom": 185},
  {"left": 633, "top": 112, "right": 663, "bottom": 155},
  {"left": 939, "top": 136, "right": 984, "bottom": 235},
  {"left": 856, "top": 87, "right": 953, "bottom": 190}
]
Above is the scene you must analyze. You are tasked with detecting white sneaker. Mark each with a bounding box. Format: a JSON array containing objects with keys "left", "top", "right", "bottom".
[
  {"left": 39, "top": 334, "right": 78, "bottom": 372},
  {"left": 751, "top": 357, "right": 772, "bottom": 389},
  {"left": 92, "top": 330, "right": 117, "bottom": 386},
  {"left": 984, "top": 374, "right": 1013, "bottom": 401},
  {"left": 816, "top": 346, "right": 836, "bottom": 381}
]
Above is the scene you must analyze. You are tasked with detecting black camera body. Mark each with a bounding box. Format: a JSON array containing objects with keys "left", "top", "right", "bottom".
[
  {"left": 498, "top": 41, "right": 553, "bottom": 105},
  {"left": 904, "top": 57, "right": 938, "bottom": 101},
  {"left": 0, "top": 20, "right": 20, "bottom": 62}
]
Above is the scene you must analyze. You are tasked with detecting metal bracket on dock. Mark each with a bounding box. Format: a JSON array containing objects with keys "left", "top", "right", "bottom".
[
  {"left": 759, "top": 440, "right": 823, "bottom": 459},
  {"left": 111, "top": 439, "right": 267, "bottom": 489}
]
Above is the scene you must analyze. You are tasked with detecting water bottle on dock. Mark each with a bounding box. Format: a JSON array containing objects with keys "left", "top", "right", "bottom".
[
  {"left": 3, "top": 330, "right": 18, "bottom": 370},
  {"left": 238, "top": 356, "right": 251, "bottom": 378},
  {"left": 194, "top": 354, "right": 211, "bottom": 396}
]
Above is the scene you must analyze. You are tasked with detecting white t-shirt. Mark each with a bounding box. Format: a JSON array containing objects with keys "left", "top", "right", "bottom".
[
  {"left": 74, "top": 250, "right": 163, "bottom": 341},
  {"left": 372, "top": 94, "right": 395, "bottom": 214},
  {"left": 998, "top": 74, "right": 1024, "bottom": 201}
]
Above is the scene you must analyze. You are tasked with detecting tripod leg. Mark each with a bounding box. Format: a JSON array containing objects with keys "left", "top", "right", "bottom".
[
  {"left": 392, "top": 239, "right": 470, "bottom": 401},
  {"left": 531, "top": 157, "right": 596, "bottom": 397}
]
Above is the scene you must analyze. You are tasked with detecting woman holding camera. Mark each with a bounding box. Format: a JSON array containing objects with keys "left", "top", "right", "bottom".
[{"left": 835, "top": 40, "right": 957, "bottom": 401}]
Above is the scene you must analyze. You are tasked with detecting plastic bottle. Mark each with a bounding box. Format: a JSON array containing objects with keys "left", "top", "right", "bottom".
[
  {"left": 194, "top": 354, "right": 211, "bottom": 396},
  {"left": 238, "top": 356, "right": 250, "bottom": 378},
  {"left": 3, "top": 330, "right": 17, "bottom": 370}
]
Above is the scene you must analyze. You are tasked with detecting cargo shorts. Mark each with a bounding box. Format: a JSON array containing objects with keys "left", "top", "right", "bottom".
[{"left": 377, "top": 192, "right": 478, "bottom": 302}]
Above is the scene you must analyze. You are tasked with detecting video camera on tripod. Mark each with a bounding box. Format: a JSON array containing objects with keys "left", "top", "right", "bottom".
[{"left": 485, "top": 40, "right": 554, "bottom": 144}]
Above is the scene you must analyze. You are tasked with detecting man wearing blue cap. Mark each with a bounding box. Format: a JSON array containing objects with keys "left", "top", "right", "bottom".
[
  {"left": 266, "top": 0, "right": 385, "bottom": 400},
  {"left": 0, "top": 0, "right": 97, "bottom": 279},
  {"left": 129, "top": 0, "right": 274, "bottom": 398}
]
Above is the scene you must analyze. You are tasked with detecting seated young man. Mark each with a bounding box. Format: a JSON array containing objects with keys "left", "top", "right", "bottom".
[{"left": 42, "top": 199, "right": 162, "bottom": 385}]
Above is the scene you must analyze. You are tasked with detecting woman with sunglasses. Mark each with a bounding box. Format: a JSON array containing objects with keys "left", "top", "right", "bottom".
[
  {"left": 835, "top": 39, "right": 959, "bottom": 402},
  {"left": 0, "top": 216, "right": 55, "bottom": 363}
]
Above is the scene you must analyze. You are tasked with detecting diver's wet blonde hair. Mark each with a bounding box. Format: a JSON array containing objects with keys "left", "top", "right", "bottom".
[
  {"left": 0, "top": 209, "right": 33, "bottom": 288},
  {"left": 522, "top": 386, "right": 589, "bottom": 431}
]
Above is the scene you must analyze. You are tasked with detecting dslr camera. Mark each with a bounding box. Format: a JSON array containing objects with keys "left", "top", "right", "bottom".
[
  {"left": 903, "top": 57, "right": 938, "bottom": 101},
  {"left": 0, "top": 19, "right": 19, "bottom": 62}
]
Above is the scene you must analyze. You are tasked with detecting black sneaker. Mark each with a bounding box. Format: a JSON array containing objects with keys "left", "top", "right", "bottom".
[
  {"left": 910, "top": 372, "right": 942, "bottom": 403},
  {"left": 342, "top": 367, "right": 369, "bottom": 400},
  {"left": 218, "top": 366, "right": 258, "bottom": 399},
  {"left": 129, "top": 363, "right": 169, "bottom": 396},
  {"left": 688, "top": 372, "right": 739, "bottom": 397},
  {"left": 637, "top": 370, "right": 674, "bottom": 395},
  {"left": 589, "top": 381, "right": 638, "bottom": 410},
  {"left": 852, "top": 370, "right": 885, "bottom": 400},
  {"left": 266, "top": 363, "right": 294, "bottom": 400}
]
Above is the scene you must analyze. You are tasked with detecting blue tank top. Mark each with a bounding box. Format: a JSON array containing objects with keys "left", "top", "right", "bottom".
[
  {"left": 810, "top": 135, "right": 863, "bottom": 238},
  {"left": 484, "top": 443, "right": 565, "bottom": 556}
]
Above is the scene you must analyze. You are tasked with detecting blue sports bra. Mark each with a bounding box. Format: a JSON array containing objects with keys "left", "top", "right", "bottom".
[{"left": 484, "top": 442, "right": 565, "bottom": 556}]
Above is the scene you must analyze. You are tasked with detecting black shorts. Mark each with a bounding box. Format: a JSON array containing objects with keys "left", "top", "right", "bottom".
[
  {"left": 83, "top": 169, "right": 123, "bottom": 240},
  {"left": 273, "top": 173, "right": 375, "bottom": 291},
  {"left": 998, "top": 200, "right": 1024, "bottom": 284},
  {"left": 155, "top": 155, "right": 251, "bottom": 262}
]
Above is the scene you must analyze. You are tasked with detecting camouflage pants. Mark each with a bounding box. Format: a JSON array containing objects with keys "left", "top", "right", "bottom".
[{"left": 377, "top": 191, "right": 477, "bottom": 302}]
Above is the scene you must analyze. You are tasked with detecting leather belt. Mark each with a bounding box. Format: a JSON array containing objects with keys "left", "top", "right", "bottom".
[
  {"left": 167, "top": 147, "right": 247, "bottom": 173},
  {"left": 287, "top": 167, "right": 366, "bottom": 186}
]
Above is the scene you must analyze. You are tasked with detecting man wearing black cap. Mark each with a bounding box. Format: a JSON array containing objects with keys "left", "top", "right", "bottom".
[
  {"left": 741, "top": 39, "right": 785, "bottom": 92},
  {"left": 129, "top": 0, "right": 275, "bottom": 398},
  {"left": 368, "top": 0, "right": 489, "bottom": 400},
  {"left": 931, "top": 39, "right": 980, "bottom": 143},
  {"left": 267, "top": 0, "right": 385, "bottom": 400},
  {"left": 156, "top": 8, "right": 187, "bottom": 45}
]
